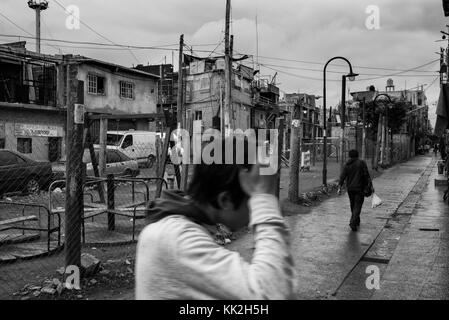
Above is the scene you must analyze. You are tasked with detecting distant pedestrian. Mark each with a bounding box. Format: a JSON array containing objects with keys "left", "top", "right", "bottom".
[
  {"left": 135, "top": 136, "right": 296, "bottom": 299},
  {"left": 338, "top": 149, "right": 373, "bottom": 231},
  {"left": 434, "top": 143, "right": 439, "bottom": 157}
]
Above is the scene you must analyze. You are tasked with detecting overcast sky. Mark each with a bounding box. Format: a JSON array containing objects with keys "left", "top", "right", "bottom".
[{"left": 0, "top": 0, "right": 445, "bottom": 126}]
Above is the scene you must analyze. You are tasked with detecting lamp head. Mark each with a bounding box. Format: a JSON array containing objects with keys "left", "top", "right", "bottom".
[{"left": 347, "top": 72, "right": 359, "bottom": 81}]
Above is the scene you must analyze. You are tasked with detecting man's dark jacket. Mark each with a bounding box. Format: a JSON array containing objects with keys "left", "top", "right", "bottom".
[{"left": 339, "top": 158, "right": 372, "bottom": 192}]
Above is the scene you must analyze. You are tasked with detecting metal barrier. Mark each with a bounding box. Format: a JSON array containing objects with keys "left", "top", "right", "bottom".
[
  {"left": 48, "top": 175, "right": 160, "bottom": 242},
  {"left": 0, "top": 201, "right": 61, "bottom": 252}
]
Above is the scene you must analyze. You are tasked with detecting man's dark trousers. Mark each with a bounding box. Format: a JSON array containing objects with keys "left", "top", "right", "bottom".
[{"left": 347, "top": 190, "right": 364, "bottom": 227}]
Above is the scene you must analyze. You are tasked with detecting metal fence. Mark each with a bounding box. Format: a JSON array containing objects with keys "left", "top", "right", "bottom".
[{"left": 0, "top": 140, "right": 172, "bottom": 299}]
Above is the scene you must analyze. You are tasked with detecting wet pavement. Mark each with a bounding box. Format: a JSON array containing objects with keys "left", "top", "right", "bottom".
[
  {"left": 370, "top": 157, "right": 449, "bottom": 300},
  {"left": 228, "top": 155, "right": 444, "bottom": 299}
]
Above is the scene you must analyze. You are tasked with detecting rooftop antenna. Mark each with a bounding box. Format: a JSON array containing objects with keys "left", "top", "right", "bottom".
[{"left": 27, "top": 0, "right": 48, "bottom": 54}]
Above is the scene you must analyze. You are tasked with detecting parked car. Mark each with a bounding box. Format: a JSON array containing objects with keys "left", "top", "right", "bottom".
[
  {"left": 52, "top": 148, "right": 140, "bottom": 179},
  {"left": 99, "top": 130, "right": 159, "bottom": 168},
  {"left": 0, "top": 149, "right": 54, "bottom": 195}
]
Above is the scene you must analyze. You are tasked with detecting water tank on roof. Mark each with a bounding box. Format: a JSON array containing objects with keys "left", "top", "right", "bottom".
[{"left": 387, "top": 79, "right": 394, "bottom": 87}]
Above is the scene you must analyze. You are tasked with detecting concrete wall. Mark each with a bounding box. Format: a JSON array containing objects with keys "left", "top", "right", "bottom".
[
  {"left": 77, "top": 64, "right": 158, "bottom": 114},
  {"left": 0, "top": 107, "right": 66, "bottom": 162}
]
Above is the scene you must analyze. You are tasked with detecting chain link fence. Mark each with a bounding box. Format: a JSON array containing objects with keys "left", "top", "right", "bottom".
[{"left": 0, "top": 139, "right": 173, "bottom": 299}]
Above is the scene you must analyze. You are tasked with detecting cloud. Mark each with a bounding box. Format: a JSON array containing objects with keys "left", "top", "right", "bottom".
[{"left": 0, "top": 0, "right": 445, "bottom": 125}]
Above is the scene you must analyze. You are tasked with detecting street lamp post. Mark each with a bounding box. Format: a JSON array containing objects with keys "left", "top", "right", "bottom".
[{"left": 322, "top": 57, "right": 358, "bottom": 186}]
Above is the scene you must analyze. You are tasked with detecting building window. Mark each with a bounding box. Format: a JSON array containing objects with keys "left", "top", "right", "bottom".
[
  {"left": 195, "top": 110, "right": 202, "bottom": 120},
  {"left": 120, "top": 81, "right": 134, "bottom": 99},
  {"left": 87, "top": 74, "right": 106, "bottom": 95},
  {"left": 0, "top": 138, "right": 5, "bottom": 149},
  {"left": 17, "top": 138, "right": 32, "bottom": 154}
]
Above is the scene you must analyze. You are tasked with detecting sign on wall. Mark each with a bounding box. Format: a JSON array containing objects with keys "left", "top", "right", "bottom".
[{"left": 14, "top": 123, "right": 59, "bottom": 137}]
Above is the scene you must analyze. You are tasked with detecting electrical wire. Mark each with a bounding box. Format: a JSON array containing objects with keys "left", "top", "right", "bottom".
[
  {"left": 256, "top": 62, "right": 437, "bottom": 77},
  {"left": 52, "top": 0, "right": 140, "bottom": 64},
  {"left": 251, "top": 54, "right": 439, "bottom": 73},
  {"left": 0, "top": 11, "right": 61, "bottom": 51}
]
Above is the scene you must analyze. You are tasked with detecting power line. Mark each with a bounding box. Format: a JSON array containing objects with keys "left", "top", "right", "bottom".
[
  {"left": 0, "top": 11, "right": 61, "bottom": 51},
  {"left": 52, "top": 0, "right": 140, "bottom": 64},
  {"left": 356, "top": 59, "right": 440, "bottom": 81},
  {"left": 423, "top": 76, "right": 440, "bottom": 92},
  {"left": 252, "top": 54, "right": 439, "bottom": 73},
  {"left": 0, "top": 33, "right": 180, "bottom": 50},
  {"left": 259, "top": 59, "right": 440, "bottom": 84},
  {"left": 258, "top": 62, "right": 437, "bottom": 77}
]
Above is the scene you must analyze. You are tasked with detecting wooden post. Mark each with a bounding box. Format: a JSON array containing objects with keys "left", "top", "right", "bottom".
[
  {"left": 156, "top": 128, "right": 172, "bottom": 198},
  {"left": 64, "top": 58, "right": 84, "bottom": 268},
  {"left": 175, "top": 34, "right": 184, "bottom": 190},
  {"left": 276, "top": 116, "right": 284, "bottom": 199},
  {"left": 99, "top": 117, "right": 108, "bottom": 178},
  {"left": 381, "top": 115, "right": 386, "bottom": 166},
  {"left": 374, "top": 113, "right": 382, "bottom": 169},
  {"left": 224, "top": 0, "right": 232, "bottom": 134},
  {"left": 107, "top": 174, "right": 115, "bottom": 231},
  {"left": 288, "top": 105, "right": 300, "bottom": 203},
  {"left": 312, "top": 122, "right": 316, "bottom": 166},
  {"left": 84, "top": 118, "right": 105, "bottom": 203},
  {"left": 362, "top": 98, "right": 366, "bottom": 160},
  {"left": 177, "top": 35, "right": 184, "bottom": 127}
]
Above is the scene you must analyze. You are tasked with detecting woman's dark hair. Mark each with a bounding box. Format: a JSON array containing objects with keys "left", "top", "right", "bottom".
[
  {"left": 349, "top": 149, "right": 359, "bottom": 159},
  {"left": 187, "top": 135, "right": 253, "bottom": 209}
]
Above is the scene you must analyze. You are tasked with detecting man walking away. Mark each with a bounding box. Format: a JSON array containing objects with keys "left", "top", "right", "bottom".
[{"left": 338, "top": 149, "right": 373, "bottom": 231}]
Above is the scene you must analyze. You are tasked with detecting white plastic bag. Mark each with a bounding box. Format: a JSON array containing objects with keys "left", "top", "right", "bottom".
[{"left": 371, "top": 193, "right": 382, "bottom": 208}]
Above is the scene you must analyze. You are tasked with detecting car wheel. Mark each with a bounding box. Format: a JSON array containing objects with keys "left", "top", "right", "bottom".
[
  {"left": 25, "top": 177, "right": 40, "bottom": 195},
  {"left": 146, "top": 155, "right": 156, "bottom": 168},
  {"left": 124, "top": 169, "right": 132, "bottom": 177}
]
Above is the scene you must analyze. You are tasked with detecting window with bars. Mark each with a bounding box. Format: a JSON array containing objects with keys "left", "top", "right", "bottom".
[
  {"left": 120, "top": 81, "right": 134, "bottom": 99},
  {"left": 87, "top": 74, "right": 105, "bottom": 95},
  {"left": 17, "top": 138, "right": 32, "bottom": 154}
]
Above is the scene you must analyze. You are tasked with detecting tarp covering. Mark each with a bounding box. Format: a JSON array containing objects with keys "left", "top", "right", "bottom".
[{"left": 434, "top": 84, "right": 449, "bottom": 137}]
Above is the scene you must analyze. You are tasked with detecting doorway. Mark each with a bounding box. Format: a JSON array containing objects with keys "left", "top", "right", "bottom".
[{"left": 48, "top": 137, "right": 62, "bottom": 162}]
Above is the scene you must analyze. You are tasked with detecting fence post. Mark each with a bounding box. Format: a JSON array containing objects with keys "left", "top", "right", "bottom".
[
  {"left": 64, "top": 58, "right": 84, "bottom": 269},
  {"left": 107, "top": 174, "right": 115, "bottom": 231}
]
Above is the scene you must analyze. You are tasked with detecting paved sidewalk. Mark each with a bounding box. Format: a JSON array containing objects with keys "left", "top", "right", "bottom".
[
  {"left": 371, "top": 159, "right": 449, "bottom": 299},
  {"left": 227, "top": 155, "right": 434, "bottom": 299}
]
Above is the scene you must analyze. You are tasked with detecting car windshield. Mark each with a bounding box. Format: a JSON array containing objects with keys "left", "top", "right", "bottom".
[{"left": 106, "top": 134, "right": 124, "bottom": 146}]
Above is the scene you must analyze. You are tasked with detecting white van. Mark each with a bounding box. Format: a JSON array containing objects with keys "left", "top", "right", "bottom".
[{"left": 102, "top": 130, "right": 158, "bottom": 168}]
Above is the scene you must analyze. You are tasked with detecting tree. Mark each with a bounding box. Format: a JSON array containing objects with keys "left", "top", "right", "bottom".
[{"left": 359, "top": 100, "right": 410, "bottom": 134}]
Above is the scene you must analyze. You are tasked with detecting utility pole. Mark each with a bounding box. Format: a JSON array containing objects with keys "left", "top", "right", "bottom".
[
  {"left": 64, "top": 57, "right": 84, "bottom": 268},
  {"left": 374, "top": 113, "right": 382, "bottom": 170},
  {"left": 177, "top": 34, "right": 186, "bottom": 190},
  {"left": 177, "top": 34, "right": 184, "bottom": 128},
  {"left": 28, "top": 0, "right": 48, "bottom": 54},
  {"left": 230, "top": 34, "right": 234, "bottom": 130},
  {"left": 224, "top": 0, "right": 232, "bottom": 135},
  {"left": 288, "top": 103, "right": 301, "bottom": 203}
]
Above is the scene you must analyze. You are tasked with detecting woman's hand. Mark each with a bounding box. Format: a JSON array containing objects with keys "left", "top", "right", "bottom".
[{"left": 238, "top": 164, "right": 278, "bottom": 197}]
